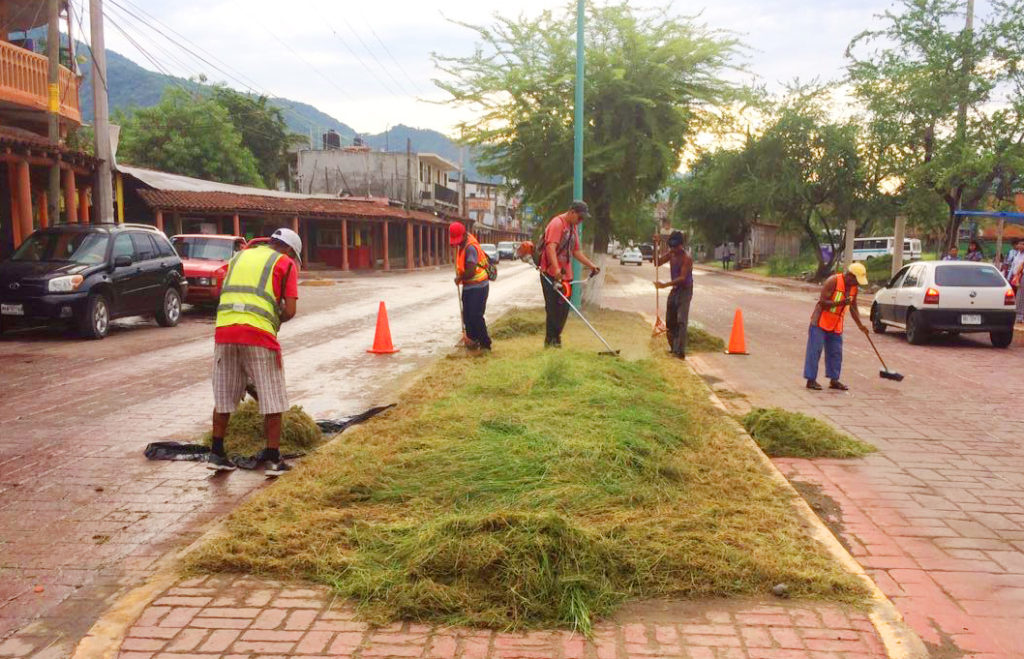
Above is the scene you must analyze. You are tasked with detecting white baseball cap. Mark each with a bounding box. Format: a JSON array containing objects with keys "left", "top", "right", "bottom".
[{"left": 271, "top": 228, "right": 302, "bottom": 263}]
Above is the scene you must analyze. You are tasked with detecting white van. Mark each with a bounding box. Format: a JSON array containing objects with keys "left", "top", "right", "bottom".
[{"left": 852, "top": 237, "right": 922, "bottom": 261}]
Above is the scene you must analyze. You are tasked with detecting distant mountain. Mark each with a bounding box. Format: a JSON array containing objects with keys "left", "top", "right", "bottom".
[{"left": 74, "top": 45, "right": 490, "bottom": 178}]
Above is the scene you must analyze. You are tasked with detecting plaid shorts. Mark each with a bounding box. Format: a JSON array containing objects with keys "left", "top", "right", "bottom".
[{"left": 213, "top": 344, "right": 289, "bottom": 415}]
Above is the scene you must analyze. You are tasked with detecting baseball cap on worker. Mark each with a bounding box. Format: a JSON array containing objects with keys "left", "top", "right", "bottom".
[
  {"left": 847, "top": 262, "right": 868, "bottom": 286},
  {"left": 667, "top": 231, "right": 685, "bottom": 247},
  {"left": 270, "top": 227, "right": 302, "bottom": 264},
  {"left": 449, "top": 221, "right": 466, "bottom": 246},
  {"left": 570, "top": 200, "right": 589, "bottom": 218}
]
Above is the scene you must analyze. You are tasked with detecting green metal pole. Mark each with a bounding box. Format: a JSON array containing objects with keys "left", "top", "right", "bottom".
[{"left": 571, "top": 0, "right": 585, "bottom": 306}]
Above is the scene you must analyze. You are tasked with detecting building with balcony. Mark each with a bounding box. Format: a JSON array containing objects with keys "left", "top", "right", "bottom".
[
  {"left": 1, "top": 0, "right": 94, "bottom": 258},
  {"left": 458, "top": 176, "right": 525, "bottom": 242}
]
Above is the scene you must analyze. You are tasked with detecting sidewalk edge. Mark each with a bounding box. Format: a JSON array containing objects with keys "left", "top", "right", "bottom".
[
  {"left": 70, "top": 521, "right": 227, "bottom": 659},
  {"left": 685, "top": 352, "right": 928, "bottom": 658}
]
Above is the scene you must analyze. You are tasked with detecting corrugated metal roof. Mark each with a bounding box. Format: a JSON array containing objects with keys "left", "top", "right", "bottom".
[{"left": 118, "top": 165, "right": 327, "bottom": 199}]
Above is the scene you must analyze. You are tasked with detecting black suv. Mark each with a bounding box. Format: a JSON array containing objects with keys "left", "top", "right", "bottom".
[{"left": 0, "top": 223, "right": 187, "bottom": 339}]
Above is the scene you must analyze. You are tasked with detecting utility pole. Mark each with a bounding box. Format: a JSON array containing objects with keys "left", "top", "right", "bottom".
[
  {"left": 405, "top": 138, "right": 412, "bottom": 211},
  {"left": 47, "top": 0, "right": 60, "bottom": 222},
  {"left": 90, "top": 0, "right": 114, "bottom": 222},
  {"left": 571, "top": 0, "right": 585, "bottom": 306},
  {"left": 459, "top": 145, "right": 466, "bottom": 218}
]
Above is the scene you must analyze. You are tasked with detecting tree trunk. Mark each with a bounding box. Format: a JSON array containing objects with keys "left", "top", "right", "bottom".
[
  {"left": 942, "top": 198, "right": 960, "bottom": 254},
  {"left": 591, "top": 197, "right": 612, "bottom": 254}
]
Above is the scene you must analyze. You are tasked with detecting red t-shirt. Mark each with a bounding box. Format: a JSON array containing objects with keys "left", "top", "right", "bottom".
[
  {"left": 539, "top": 212, "right": 579, "bottom": 280},
  {"left": 214, "top": 254, "right": 299, "bottom": 351}
]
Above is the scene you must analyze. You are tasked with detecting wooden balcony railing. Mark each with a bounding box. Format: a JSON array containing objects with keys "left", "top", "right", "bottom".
[{"left": 0, "top": 40, "right": 82, "bottom": 124}]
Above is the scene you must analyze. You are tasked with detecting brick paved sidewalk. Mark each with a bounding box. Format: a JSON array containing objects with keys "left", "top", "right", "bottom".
[{"left": 99, "top": 575, "right": 884, "bottom": 659}]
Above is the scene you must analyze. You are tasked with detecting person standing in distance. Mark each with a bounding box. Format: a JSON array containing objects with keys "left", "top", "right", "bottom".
[
  {"left": 803, "top": 263, "right": 869, "bottom": 391},
  {"left": 539, "top": 200, "right": 600, "bottom": 347},
  {"left": 653, "top": 231, "right": 694, "bottom": 359},
  {"left": 449, "top": 221, "right": 492, "bottom": 351},
  {"left": 207, "top": 228, "right": 301, "bottom": 475}
]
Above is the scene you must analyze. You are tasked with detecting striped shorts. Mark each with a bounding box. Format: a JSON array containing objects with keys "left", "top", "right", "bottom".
[{"left": 213, "top": 344, "right": 289, "bottom": 415}]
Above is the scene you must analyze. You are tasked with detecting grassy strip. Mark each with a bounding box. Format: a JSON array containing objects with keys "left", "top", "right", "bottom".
[
  {"left": 202, "top": 400, "right": 324, "bottom": 457},
  {"left": 186, "top": 310, "right": 866, "bottom": 632},
  {"left": 688, "top": 326, "right": 726, "bottom": 353},
  {"left": 742, "top": 408, "right": 876, "bottom": 459}
]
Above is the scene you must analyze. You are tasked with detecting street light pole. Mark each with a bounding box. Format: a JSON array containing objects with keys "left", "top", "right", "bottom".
[{"left": 571, "top": 0, "right": 585, "bottom": 305}]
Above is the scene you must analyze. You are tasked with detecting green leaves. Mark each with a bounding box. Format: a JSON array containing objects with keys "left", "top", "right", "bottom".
[{"left": 434, "top": 3, "right": 738, "bottom": 250}]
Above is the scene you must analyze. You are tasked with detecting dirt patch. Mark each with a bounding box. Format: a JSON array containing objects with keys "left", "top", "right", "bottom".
[{"left": 789, "top": 479, "right": 850, "bottom": 553}]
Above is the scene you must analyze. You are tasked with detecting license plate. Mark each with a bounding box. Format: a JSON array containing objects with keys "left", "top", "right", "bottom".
[
  {"left": 961, "top": 314, "right": 982, "bottom": 325},
  {"left": 1, "top": 303, "right": 24, "bottom": 316}
]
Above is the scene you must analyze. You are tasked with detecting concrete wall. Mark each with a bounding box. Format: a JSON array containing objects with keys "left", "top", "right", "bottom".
[{"left": 297, "top": 150, "right": 416, "bottom": 201}]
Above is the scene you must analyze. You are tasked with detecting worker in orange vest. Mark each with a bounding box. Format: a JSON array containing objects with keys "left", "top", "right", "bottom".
[
  {"left": 803, "top": 263, "right": 869, "bottom": 391},
  {"left": 450, "top": 221, "right": 492, "bottom": 350}
]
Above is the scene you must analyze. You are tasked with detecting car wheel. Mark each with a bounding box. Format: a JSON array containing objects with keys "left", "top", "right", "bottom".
[
  {"left": 991, "top": 330, "right": 1013, "bottom": 348},
  {"left": 905, "top": 310, "right": 927, "bottom": 345},
  {"left": 870, "top": 304, "right": 886, "bottom": 334},
  {"left": 80, "top": 294, "right": 110, "bottom": 339},
  {"left": 156, "top": 287, "right": 182, "bottom": 327}
]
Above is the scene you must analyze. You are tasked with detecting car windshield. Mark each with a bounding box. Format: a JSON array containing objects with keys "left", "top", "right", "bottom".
[
  {"left": 498, "top": 242, "right": 514, "bottom": 249},
  {"left": 10, "top": 231, "right": 109, "bottom": 265},
  {"left": 934, "top": 264, "right": 1005, "bottom": 287},
  {"left": 481, "top": 244, "right": 497, "bottom": 251},
  {"left": 173, "top": 237, "right": 235, "bottom": 261}
]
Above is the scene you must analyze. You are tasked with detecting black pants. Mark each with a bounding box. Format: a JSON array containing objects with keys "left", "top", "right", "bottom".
[
  {"left": 541, "top": 274, "right": 570, "bottom": 345},
  {"left": 462, "top": 284, "right": 491, "bottom": 348},
  {"left": 666, "top": 286, "right": 693, "bottom": 356}
]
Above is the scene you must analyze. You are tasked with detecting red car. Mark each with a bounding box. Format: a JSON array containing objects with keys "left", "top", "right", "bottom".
[
  {"left": 245, "top": 237, "right": 271, "bottom": 249},
  {"left": 170, "top": 234, "right": 247, "bottom": 305}
]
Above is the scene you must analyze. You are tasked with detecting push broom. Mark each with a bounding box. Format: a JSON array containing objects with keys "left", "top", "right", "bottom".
[{"left": 864, "top": 331, "right": 904, "bottom": 381}]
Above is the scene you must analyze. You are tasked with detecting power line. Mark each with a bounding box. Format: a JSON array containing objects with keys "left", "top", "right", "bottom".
[
  {"left": 335, "top": 16, "right": 414, "bottom": 98},
  {"left": 250, "top": 16, "right": 355, "bottom": 99},
  {"left": 362, "top": 19, "right": 429, "bottom": 96},
  {"left": 324, "top": 20, "right": 402, "bottom": 98}
]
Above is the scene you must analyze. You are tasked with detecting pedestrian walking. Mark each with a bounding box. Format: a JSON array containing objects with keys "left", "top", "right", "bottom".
[
  {"left": 450, "top": 221, "right": 492, "bottom": 351},
  {"left": 207, "top": 228, "right": 301, "bottom": 475},
  {"left": 653, "top": 231, "right": 694, "bottom": 359},
  {"left": 539, "top": 201, "right": 600, "bottom": 347},
  {"left": 1002, "top": 239, "right": 1023, "bottom": 279},
  {"left": 1011, "top": 250, "right": 1024, "bottom": 324},
  {"left": 803, "top": 263, "right": 870, "bottom": 391}
]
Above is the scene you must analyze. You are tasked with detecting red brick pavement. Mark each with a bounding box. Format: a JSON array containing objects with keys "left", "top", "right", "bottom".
[
  {"left": 605, "top": 263, "right": 1024, "bottom": 657},
  {"left": 103, "top": 576, "right": 883, "bottom": 659}
]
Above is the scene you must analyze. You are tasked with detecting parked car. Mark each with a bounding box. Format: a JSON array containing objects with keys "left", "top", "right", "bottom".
[
  {"left": 480, "top": 243, "right": 500, "bottom": 264},
  {"left": 639, "top": 243, "right": 654, "bottom": 261},
  {"left": 497, "top": 241, "right": 516, "bottom": 260},
  {"left": 245, "top": 236, "right": 271, "bottom": 249},
  {"left": 0, "top": 223, "right": 187, "bottom": 339},
  {"left": 171, "top": 234, "right": 246, "bottom": 305},
  {"left": 620, "top": 247, "right": 644, "bottom": 266},
  {"left": 871, "top": 261, "right": 1015, "bottom": 347}
]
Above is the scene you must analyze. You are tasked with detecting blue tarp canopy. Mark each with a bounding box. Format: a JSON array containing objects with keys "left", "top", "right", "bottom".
[{"left": 955, "top": 210, "right": 1024, "bottom": 225}]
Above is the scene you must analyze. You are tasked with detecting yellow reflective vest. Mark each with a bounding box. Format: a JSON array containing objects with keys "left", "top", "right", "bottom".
[{"left": 216, "top": 245, "right": 285, "bottom": 336}]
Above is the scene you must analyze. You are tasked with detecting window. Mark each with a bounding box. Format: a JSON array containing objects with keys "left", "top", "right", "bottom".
[
  {"left": 318, "top": 229, "right": 341, "bottom": 247},
  {"left": 935, "top": 265, "right": 1005, "bottom": 287},
  {"left": 887, "top": 266, "right": 910, "bottom": 289},
  {"left": 902, "top": 265, "right": 924, "bottom": 288},
  {"left": 131, "top": 233, "right": 157, "bottom": 261},
  {"left": 154, "top": 234, "right": 176, "bottom": 257},
  {"left": 112, "top": 233, "right": 135, "bottom": 261},
  {"left": 10, "top": 230, "right": 109, "bottom": 264}
]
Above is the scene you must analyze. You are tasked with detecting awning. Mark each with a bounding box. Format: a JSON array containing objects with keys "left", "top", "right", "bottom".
[{"left": 3, "top": 1, "right": 69, "bottom": 33}]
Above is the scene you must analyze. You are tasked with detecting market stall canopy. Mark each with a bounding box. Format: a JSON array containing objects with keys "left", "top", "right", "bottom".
[{"left": 2, "top": 0, "right": 69, "bottom": 33}]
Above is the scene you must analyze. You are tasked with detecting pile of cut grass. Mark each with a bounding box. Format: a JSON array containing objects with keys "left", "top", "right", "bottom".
[
  {"left": 742, "top": 407, "right": 876, "bottom": 459},
  {"left": 203, "top": 400, "right": 324, "bottom": 456},
  {"left": 687, "top": 325, "right": 726, "bottom": 353},
  {"left": 490, "top": 308, "right": 546, "bottom": 339},
  {"left": 187, "top": 309, "right": 866, "bottom": 632}
]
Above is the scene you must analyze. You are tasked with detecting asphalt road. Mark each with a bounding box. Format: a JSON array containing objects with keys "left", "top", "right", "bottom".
[{"left": 0, "top": 262, "right": 540, "bottom": 655}]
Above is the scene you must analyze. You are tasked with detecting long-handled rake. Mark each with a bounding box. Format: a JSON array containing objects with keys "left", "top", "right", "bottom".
[
  {"left": 456, "top": 283, "right": 470, "bottom": 346},
  {"left": 651, "top": 242, "right": 667, "bottom": 337}
]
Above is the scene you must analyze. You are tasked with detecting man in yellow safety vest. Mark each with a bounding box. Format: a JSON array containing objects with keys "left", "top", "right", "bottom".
[
  {"left": 208, "top": 228, "right": 301, "bottom": 475},
  {"left": 803, "top": 262, "right": 869, "bottom": 391}
]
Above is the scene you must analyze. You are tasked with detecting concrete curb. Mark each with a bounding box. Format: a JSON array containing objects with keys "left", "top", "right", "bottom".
[{"left": 674, "top": 343, "right": 928, "bottom": 658}]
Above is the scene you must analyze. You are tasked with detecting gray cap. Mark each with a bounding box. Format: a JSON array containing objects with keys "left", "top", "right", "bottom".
[{"left": 570, "top": 200, "right": 589, "bottom": 217}]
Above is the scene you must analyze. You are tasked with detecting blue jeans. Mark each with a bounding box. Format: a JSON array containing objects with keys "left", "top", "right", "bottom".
[
  {"left": 462, "top": 284, "right": 491, "bottom": 349},
  {"left": 803, "top": 325, "right": 842, "bottom": 381}
]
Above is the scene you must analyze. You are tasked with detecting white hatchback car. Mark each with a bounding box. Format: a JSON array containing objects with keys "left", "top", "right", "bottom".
[
  {"left": 871, "top": 261, "right": 1016, "bottom": 347},
  {"left": 619, "top": 248, "right": 643, "bottom": 266}
]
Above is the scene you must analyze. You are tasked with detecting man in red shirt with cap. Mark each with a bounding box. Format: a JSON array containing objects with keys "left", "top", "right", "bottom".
[{"left": 539, "top": 200, "right": 600, "bottom": 347}]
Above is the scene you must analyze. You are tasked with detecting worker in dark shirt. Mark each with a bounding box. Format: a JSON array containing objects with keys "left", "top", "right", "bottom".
[{"left": 654, "top": 231, "right": 694, "bottom": 358}]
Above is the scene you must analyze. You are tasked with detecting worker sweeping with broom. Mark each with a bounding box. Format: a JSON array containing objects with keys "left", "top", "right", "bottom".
[{"left": 803, "top": 262, "right": 870, "bottom": 391}]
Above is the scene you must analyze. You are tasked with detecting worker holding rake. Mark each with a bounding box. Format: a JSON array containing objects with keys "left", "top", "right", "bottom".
[{"left": 653, "top": 231, "right": 694, "bottom": 359}]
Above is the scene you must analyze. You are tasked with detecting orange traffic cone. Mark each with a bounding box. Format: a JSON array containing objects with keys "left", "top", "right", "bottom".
[
  {"left": 367, "top": 301, "right": 400, "bottom": 354},
  {"left": 725, "top": 308, "right": 748, "bottom": 355}
]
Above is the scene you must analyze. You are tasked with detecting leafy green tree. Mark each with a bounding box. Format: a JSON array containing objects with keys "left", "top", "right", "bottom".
[
  {"left": 435, "top": 3, "right": 738, "bottom": 251},
  {"left": 211, "top": 86, "right": 299, "bottom": 188},
  {"left": 117, "top": 87, "right": 264, "bottom": 187},
  {"left": 671, "top": 147, "right": 760, "bottom": 248},
  {"left": 847, "top": 0, "right": 1024, "bottom": 250}
]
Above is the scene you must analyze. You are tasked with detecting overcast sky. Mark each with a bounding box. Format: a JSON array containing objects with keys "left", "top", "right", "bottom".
[{"left": 85, "top": 0, "right": 989, "bottom": 138}]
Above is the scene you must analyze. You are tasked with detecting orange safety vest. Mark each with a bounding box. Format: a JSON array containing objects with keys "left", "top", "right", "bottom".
[
  {"left": 818, "top": 275, "right": 857, "bottom": 333},
  {"left": 456, "top": 234, "right": 489, "bottom": 284}
]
